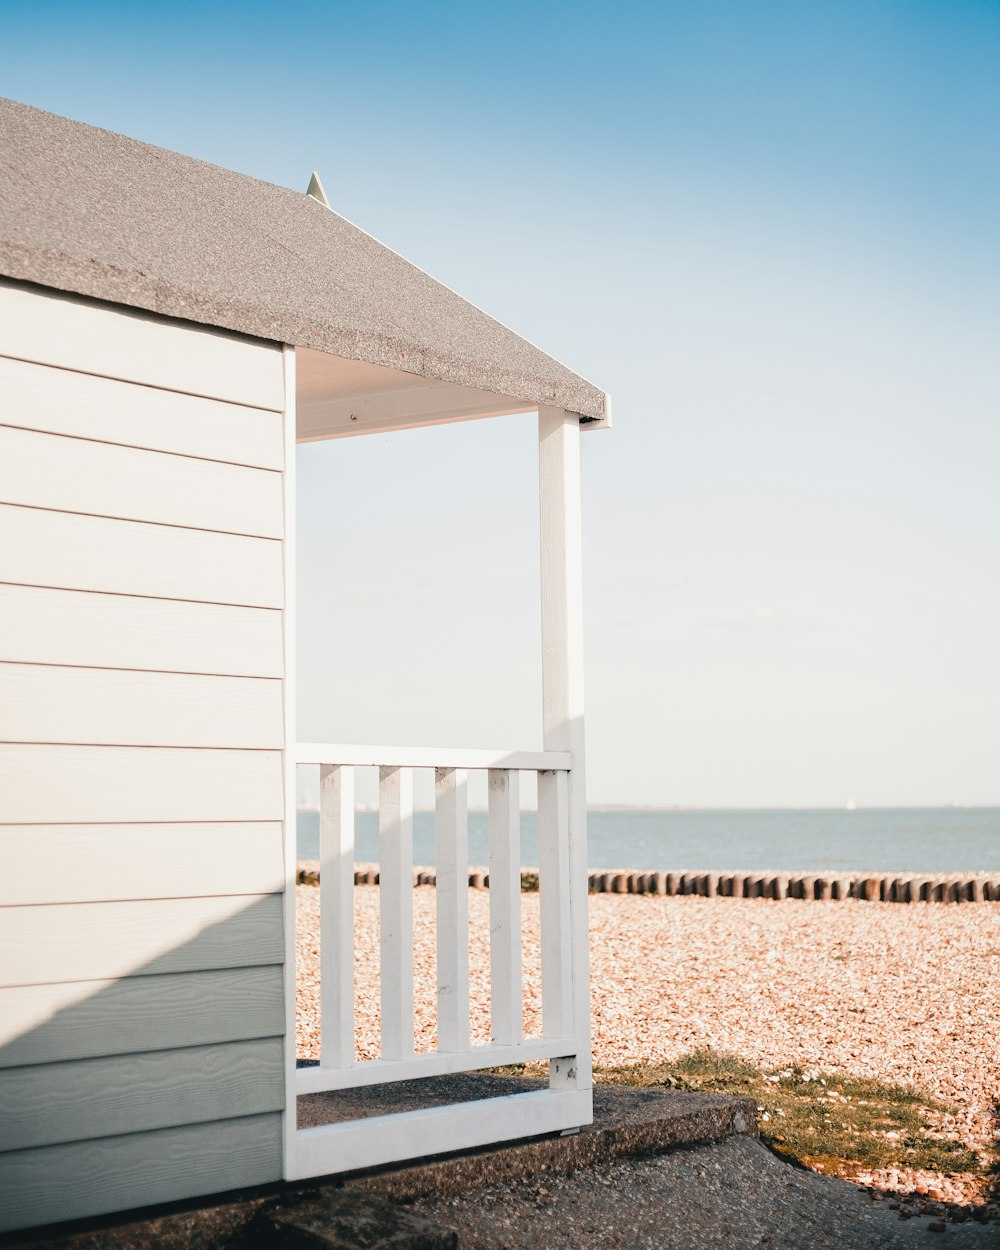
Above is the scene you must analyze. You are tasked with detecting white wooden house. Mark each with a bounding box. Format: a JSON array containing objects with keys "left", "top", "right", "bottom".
[{"left": 0, "top": 97, "right": 610, "bottom": 1235}]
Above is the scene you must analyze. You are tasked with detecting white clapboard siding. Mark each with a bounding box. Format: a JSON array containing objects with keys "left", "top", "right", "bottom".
[
  {"left": 0, "top": 1113, "right": 283, "bottom": 1234},
  {"left": 0, "top": 823, "right": 284, "bottom": 905},
  {"left": 0, "top": 1038, "right": 285, "bottom": 1151},
  {"left": 0, "top": 744, "right": 283, "bottom": 824},
  {"left": 0, "top": 505, "right": 282, "bottom": 606},
  {"left": 0, "top": 663, "right": 283, "bottom": 749},
  {"left": 0, "top": 355, "right": 282, "bottom": 468},
  {"left": 0, "top": 426, "right": 283, "bottom": 537},
  {"left": 0, "top": 283, "right": 291, "bottom": 1236},
  {"left": 0, "top": 967, "right": 286, "bottom": 1068},
  {"left": 0, "top": 585, "right": 283, "bottom": 677},
  {"left": 0, "top": 894, "right": 284, "bottom": 988},
  {"left": 0, "top": 280, "right": 284, "bottom": 410}
]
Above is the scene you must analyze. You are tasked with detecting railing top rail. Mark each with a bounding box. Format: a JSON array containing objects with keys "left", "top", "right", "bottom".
[{"left": 294, "top": 743, "right": 572, "bottom": 771}]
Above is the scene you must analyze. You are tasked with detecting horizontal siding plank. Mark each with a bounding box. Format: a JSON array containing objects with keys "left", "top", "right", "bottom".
[
  {"left": 0, "top": 967, "right": 285, "bottom": 1068},
  {"left": 0, "top": 1037, "right": 284, "bottom": 1151},
  {"left": 0, "top": 663, "right": 283, "bottom": 749},
  {"left": 0, "top": 584, "right": 283, "bottom": 677},
  {"left": 0, "top": 1112, "right": 282, "bottom": 1233},
  {"left": 0, "top": 894, "right": 284, "bottom": 988},
  {"left": 0, "top": 822, "right": 284, "bottom": 905},
  {"left": 0, "top": 426, "right": 283, "bottom": 537},
  {"left": 0, "top": 279, "right": 284, "bottom": 410},
  {"left": 0, "top": 354, "right": 282, "bottom": 468},
  {"left": 0, "top": 744, "right": 283, "bottom": 824},
  {"left": 0, "top": 504, "right": 283, "bottom": 607}
]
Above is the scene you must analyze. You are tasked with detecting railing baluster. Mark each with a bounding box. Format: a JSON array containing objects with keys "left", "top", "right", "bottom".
[
  {"left": 319, "top": 763, "right": 355, "bottom": 1068},
  {"left": 537, "top": 768, "right": 572, "bottom": 1039},
  {"left": 309, "top": 752, "right": 576, "bottom": 1086},
  {"left": 434, "top": 767, "right": 469, "bottom": 1052},
  {"left": 488, "top": 768, "right": 522, "bottom": 1045},
  {"left": 379, "top": 765, "right": 414, "bottom": 1061}
]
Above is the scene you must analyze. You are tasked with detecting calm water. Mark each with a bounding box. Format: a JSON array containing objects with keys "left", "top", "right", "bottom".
[{"left": 297, "top": 807, "right": 1000, "bottom": 873}]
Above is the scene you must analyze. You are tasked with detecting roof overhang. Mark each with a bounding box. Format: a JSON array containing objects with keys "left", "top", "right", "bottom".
[
  {"left": 296, "top": 347, "right": 609, "bottom": 441},
  {"left": 0, "top": 97, "right": 612, "bottom": 429}
]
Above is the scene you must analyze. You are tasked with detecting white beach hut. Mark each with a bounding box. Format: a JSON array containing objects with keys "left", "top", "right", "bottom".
[{"left": 0, "top": 97, "right": 610, "bottom": 1235}]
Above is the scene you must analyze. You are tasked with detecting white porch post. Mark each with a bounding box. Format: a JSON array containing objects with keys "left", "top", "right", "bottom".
[
  {"left": 281, "top": 343, "right": 299, "bottom": 1178},
  {"left": 538, "top": 406, "right": 592, "bottom": 1094}
]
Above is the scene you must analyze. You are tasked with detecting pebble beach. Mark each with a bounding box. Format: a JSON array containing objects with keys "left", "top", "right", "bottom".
[{"left": 296, "top": 886, "right": 1000, "bottom": 1198}]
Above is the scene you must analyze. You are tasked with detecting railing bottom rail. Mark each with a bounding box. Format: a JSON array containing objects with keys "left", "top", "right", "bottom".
[{"left": 296, "top": 1036, "right": 578, "bottom": 1096}]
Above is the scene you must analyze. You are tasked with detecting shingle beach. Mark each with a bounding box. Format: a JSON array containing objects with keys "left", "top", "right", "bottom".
[{"left": 296, "top": 886, "right": 999, "bottom": 1197}]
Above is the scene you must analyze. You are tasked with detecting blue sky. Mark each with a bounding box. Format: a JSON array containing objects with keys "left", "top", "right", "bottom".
[{"left": 4, "top": 2, "right": 999, "bottom": 805}]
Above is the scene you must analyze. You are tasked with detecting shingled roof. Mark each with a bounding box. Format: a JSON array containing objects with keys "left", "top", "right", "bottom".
[{"left": 0, "top": 97, "right": 607, "bottom": 421}]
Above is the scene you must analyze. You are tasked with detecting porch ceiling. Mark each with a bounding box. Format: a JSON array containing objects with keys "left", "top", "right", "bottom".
[
  {"left": 0, "top": 97, "right": 611, "bottom": 426},
  {"left": 296, "top": 347, "right": 537, "bottom": 442}
]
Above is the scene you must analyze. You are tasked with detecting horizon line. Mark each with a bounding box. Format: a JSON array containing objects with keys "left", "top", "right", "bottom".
[{"left": 295, "top": 802, "right": 1000, "bottom": 815}]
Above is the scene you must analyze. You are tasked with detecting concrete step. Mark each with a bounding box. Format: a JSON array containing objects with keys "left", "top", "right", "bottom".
[
  {"left": 338, "top": 1077, "right": 758, "bottom": 1202},
  {"left": 8, "top": 1081, "right": 756, "bottom": 1250},
  {"left": 261, "top": 1081, "right": 757, "bottom": 1246}
]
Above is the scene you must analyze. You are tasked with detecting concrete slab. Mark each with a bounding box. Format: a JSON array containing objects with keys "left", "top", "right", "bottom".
[
  {"left": 339, "top": 1077, "right": 757, "bottom": 1201},
  {"left": 4, "top": 1081, "right": 756, "bottom": 1249}
]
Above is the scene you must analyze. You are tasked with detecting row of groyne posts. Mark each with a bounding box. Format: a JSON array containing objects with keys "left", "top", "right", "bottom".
[
  {"left": 297, "top": 864, "right": 999, "bottom": 903},
  {"left": 583, "top": 869, "right": 999, "bottom": 902}
]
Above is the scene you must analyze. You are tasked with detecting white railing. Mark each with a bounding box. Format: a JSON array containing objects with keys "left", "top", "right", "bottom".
[{"left": 293, "top": 743, "right": 580, "bottom": 1099}]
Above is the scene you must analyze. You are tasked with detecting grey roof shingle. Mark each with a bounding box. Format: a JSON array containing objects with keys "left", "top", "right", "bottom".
[{"left": 0, "top": 97, "right": 607, "bottom": 420}]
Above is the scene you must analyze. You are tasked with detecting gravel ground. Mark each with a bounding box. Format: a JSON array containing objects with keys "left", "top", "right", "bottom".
[
  {"left": 295, "top": 887, "right": 1000, "bottom": 1200},
  {"left": 410, "top": 1135, "right": 999, "bottom": 1250}
]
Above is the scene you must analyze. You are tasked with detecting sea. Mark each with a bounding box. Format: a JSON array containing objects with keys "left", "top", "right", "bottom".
[{"left": 297, "top": 806, "right": 1000, "bottom": 874}]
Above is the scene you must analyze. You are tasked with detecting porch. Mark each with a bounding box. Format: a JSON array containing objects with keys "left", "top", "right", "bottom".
[{"left": 285, "top": 347, "right": 599, "bottom": 1179}]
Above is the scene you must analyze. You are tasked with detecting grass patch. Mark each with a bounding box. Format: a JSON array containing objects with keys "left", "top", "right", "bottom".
[
  {"left": 597, "top": 1048, "right": 983, "bottom": 1179},
  {"left": 672, "top": 1046, "right": 760, "bottom": 1079}
]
